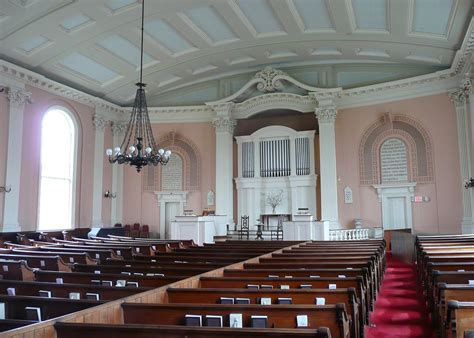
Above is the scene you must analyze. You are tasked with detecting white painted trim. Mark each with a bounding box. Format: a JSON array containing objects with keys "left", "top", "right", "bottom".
[
  {"left": 155, "top": 191, "right": 188, "bottom": 239},
  {"left": 91, "top": 125, "right": 105, "bottom": 226}
]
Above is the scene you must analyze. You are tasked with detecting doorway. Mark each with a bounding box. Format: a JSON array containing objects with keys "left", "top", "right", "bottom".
[{"left": 164, "top": 202, "right": 180, "bottom": 239}]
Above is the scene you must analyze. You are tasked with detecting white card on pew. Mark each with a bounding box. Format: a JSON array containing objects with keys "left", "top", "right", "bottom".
[
  {"left": 316, "top": 297, "right": 326, "bottom": 305},
  {"left": 151, "top": 260, "right": 156, "bottom": 263},
  {"left": 116, "top": 250, "right": 121, "bottom": 256},
  {"left": 102, "top": 280, "right": 113, "bottom": 286},
  {"left": 25, "top": 307, "right": 42, "bottom": 322},
  {"left": 40, "top": 260, "right": 45, "bottom": 267},
  {"left": 69, "top": 292, "right": 80, "bottom": 300},
  {"left": 280, "top": 285, "right": 290, "bottom": 289},
  {"left": 310, "top": 276, "right": 320, "bottom": 278},
  {"left": 7, "top": 288, "right": 15, "bottom": 296},
  {"left": 116, "top": 280, "right": 126, "bottom": 287},
  {"left": 268, "top": 275, "right": 279, "bottom": 278},
  {"left": 94, "top": 270, "right": 101, "bottom": 274},
  {"left": 121, "top": 272, "right": 131, "bottom": 275},
  {"left": 69, "top": 257, "right": 74, "bottom": 263},
  {"left": 0, "top": 303, "right": 5, "bottom": 320},
  {"left": 284, "top": 276, "right": 293, "bottom": 278},
  {"left": 296, "top": 315, "right": 308, "bottom": 327},
  {"left": 38, "top": 290, "right": 52, "bottom": 298},
  {"left": 229, "top": 313, "right": 243, "bottom": 328},
  {"left": 260, "top": 297, "right": 272, "bottom": 305},
  {"left": 469, "top": 280, "right": 474, "bottom": 285},
  {"left": 95, "top": 254, "right": 100, "bottom": 259},
  {"left": 185, "top": 314, "right": 202, "bottom": 326},
  {"left": 205, "top": 315, "right": 223, "bottom": 327},
  {"left": 329, "top": 284, "right": 337, "bottom": 289},
  {"left": 126, "top": 282, "right": 139, "bottom": 287},
  {"left": 56, "top": 278, "right": 63, "bottom": 284},
  {"left": 338, "top": 275, "right": 346, "bottom": 278},
  {"left": 133, "top": 273, "right": 144, "bottom": 276},
  {"left": 2, "top": 265, "right": 8, "bottom": 272},
  {"left": 458, "top": 270, "right": 465, "bottom": 272},
  {"left": 86, "top": 293, "right": 100, "bottom": 300},
  {"left": 346, "top": 267, "right": 353, "bottom": 270}
]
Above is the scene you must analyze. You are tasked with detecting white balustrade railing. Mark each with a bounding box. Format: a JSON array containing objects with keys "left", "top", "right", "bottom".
[{"left": 329, "top": 228, "right": 370, "bottom": 241}]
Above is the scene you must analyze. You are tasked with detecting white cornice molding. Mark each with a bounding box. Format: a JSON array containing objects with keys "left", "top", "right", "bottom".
[{"left": 1, "top": 18, "right": 473, "bottom": 123}]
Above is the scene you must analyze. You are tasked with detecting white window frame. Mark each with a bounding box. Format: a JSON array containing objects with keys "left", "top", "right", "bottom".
[{"left": 37, "top": 106, "right": 79, "bottom": 230}]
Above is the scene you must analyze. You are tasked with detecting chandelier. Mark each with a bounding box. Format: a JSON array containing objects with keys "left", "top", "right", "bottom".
[{"left": 106, "top": 0, "right": 170, "bottom": 173}]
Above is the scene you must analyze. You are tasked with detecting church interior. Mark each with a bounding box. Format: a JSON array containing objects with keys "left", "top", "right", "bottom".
[{"left": 0, "top": 0, "right": 474, "bottom": 337}]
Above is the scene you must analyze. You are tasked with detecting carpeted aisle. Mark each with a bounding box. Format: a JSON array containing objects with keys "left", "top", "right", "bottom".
[{"left": 365, "top": 253, "right": 435, "bottom": 338}]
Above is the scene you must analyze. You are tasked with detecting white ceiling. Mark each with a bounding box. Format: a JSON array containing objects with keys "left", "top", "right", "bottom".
[{"left": 0, "top": 0, "right": 472, "bottom": 106}]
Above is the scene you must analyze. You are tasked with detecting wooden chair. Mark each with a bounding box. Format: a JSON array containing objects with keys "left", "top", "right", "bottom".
[
  {"left": 239, "top": 216, "right": 249, "bottom": 240},
  {"left": 130, "top": 223, "right": 140, "bottom": 238},
  {"left": 140, "top": 225, "right": 150, "bottom": 238},
  {"left": 123, "top": 224, "right": 131, "bottom": 237},
  {"left": 270, "top": 215, "right": 284, "bottom": 240},
  {"left": 113, "top": 223, "right": 122, "bottom": 228}
]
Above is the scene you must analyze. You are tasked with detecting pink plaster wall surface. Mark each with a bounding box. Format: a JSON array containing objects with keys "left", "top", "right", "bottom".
[
  {"left": 102, "top": 126, "right": 113, "bottom": 225},
  {"left": 336, "top": 93, "right": 462, "bottom": 234},
  {"left": 121, "top": 122, "right": 216, "bottom": 236},
  {"left": 0, "top": 94, "right": 8, "bottom": 226},
  {"left": 17, "top": 86, "right": 96, "bottom": 230}
]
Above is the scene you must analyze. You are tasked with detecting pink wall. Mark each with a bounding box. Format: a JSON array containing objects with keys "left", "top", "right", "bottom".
[
  {"left": 102, "top": 126, "right": 113, "bottom": 225},
  {"left": 14, "top": 86, "right": 96, "bottom": 230},
  {"left": 121, "top": 122, "right": 216, "bottom": 236},
  {"left": 336, "top": 93, "right": 462, "bottom": 234},
  {"left": 0, "top": 94, "right": 8, "bottom": 226}
]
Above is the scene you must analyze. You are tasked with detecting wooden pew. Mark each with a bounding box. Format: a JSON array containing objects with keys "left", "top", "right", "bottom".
[
  {"left": 12, "top": 249, "right": 96, "bottom": 265},
  {"left": 0, "top": 319, "right": 36, "bottom": 332},
  {"left": 446, "top": 301, "right": 474, "bottom": 338},
  {"left": 0, "top": 254, "right": 71, "bottom": 272},
  {"left": 72, "top": 263, "right": 216, "bottom": 277},
  {"left": 0, "top": 279, "right": 151, "bottom": 300},
  {"left": 0, "top": 260, "right": 35, "bottom": 281},
  {"left": 436, "top": 284, "right": 474, "bottom": 336},
  {"left": 167, "top": 287, "right": 360, "bottom": 338},
  {"left": 55, "top": 322, "right": 332, "bottom": 338},
  {"left": 102, "top": 258, "right": 224, "bottom": 269},
  {"left": 121, "top": 302, "right": 350, "bottom": 338},
  {"left": 34, "top": 270, "right": 182, "bottom": 287},
  {"left": 0, "top": 295, "right": 105, "bottom": 321},
  {"left": 199, "top": 275, "right": 369, "bottom": 326}
]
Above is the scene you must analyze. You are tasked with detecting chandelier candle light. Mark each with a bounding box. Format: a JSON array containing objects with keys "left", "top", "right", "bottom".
[{"left": 106, "top": 0, "right": 171, "bottom": 172}]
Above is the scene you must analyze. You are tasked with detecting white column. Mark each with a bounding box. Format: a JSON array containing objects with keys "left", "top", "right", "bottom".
[
  {"left": 209, "top": 103, "right": 236, "bottom": 226},
  {"left": 450, "top": 80, "right": 474, "bottom": 233},
  {"left": 110, "top": 122, "right": 127, "bottom": 225},
  {"left": 91, "top": 113, "right": 108, "bottom": 227},
  {"left": 2, "top": 86, "right": 32, "bottom": 232},
  {"left": 289, "top": 136, "right": 296, "bottom": 176},
  {"left": 315, "top": 96, "right": 340, "bottom": 229}
]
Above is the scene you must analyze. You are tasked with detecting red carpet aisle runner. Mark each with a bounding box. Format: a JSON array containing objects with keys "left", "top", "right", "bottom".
[{"left": 365, "top": 253, "right": 435, "bottom": 338}]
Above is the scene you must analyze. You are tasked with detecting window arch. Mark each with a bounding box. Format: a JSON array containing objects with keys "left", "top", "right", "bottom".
[{"left": 38, "top": 107, "right": 78, "bottom": 230}]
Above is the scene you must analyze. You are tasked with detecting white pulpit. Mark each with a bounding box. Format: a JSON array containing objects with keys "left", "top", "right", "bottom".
[
  {"left": 283, "top": 215, "right": 329, "bottom": 240},
  {"left": 171, "top": 215, "right": 227, "bottom": 245}
]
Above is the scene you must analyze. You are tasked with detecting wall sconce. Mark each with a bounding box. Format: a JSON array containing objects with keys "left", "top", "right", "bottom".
[
  {"left": 104, "top": 190, "right": 117, "bottom": 198},
  {"left": 0, "top": 186, "right": 11, "bottom": 193},
  {"left": 465, "top": 178, "right": 474, "bottom": 189}
]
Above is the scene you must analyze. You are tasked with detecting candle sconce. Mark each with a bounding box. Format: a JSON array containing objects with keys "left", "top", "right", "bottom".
[
  {"left": 104, "top": 190, "right": 117, "bottom": 198},
  {"left": 0, "top": 186, "right": 11, "bottom": 193}
]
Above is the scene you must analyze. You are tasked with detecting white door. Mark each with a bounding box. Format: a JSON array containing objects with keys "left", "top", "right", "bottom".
[
  {"left": 165, "top": 202, "right": 180, "bottom": 239},
  {"left": 386, "top": 196, "right": 407, "bottom": 230}
]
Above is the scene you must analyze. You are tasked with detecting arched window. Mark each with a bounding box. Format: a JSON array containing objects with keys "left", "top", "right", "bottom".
[{"left": 38, "top": 108, "right": 77, "bottom": 230}]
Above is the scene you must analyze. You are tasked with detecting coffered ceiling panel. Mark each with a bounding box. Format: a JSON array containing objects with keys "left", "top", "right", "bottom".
[{"left": 0, "top": 0, "right": 471, "bottom": 106}]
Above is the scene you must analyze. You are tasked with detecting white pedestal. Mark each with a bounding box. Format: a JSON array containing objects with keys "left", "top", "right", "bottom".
[
  {"left": 283, "top": 215, "right": 329, "bottom": 240},
  {"left": 171, "top": 215, "right": 225, "bottom": 245}
]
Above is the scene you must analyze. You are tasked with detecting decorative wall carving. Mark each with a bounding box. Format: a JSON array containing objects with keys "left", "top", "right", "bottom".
[
  {"left": 212, "top": 117, "right": 237, "bottom": 133},
  {"left": 359, "top": 114, "right": 434, "bottom": 185},
  {"left": 254, "top": 66, "right": 287, "bottom": 93},
  {"left": 315, "top": 107, "right": 337, "bottom": 123},
  {"left": 92, "top": 114, "right": 108, "bottom": 130},
  {"left": 6, "top": 87, "right": 32, "bottom": 106}
]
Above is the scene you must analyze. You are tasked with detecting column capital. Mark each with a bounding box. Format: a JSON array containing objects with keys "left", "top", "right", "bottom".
[
  {"left": 212, "top": 116, "right": 237, "bottom": 133},
  {"left": 111, "top": 121, "right": 128, "bottom": 136},
  {"left": 6, "top": 87, "right": 32, "bottom": 107},
  {"left": 449, "top": 77, "right": 472, "bottom": 106},
  {"left": 315, "top": 106, "right": 337, "bottom": 123},
  {"left": 92, "top": 113, "right": 109, "bottom": 130}
]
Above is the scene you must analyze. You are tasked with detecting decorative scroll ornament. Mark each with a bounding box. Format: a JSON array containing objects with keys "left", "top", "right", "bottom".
[
  {"left": 315, "top": 106, "right": 337, "bottom": 123},
  {"left": 212, "top": 116, "right": 237, "bottom": 133},
  {"left": 111, "top": 121, "right": 128, "bottom": 136},
  {"left": 254, "top": 66, "right": 287, "bottom": 93},
  {"left": 449, "top": 77, "right": 472, "bottom": 105},
  {"left": 92, "top": 114, "right": 108, "bottom": 130},
  {"left": 6, "top": 87, "right": 32, "bottom": 106}
]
